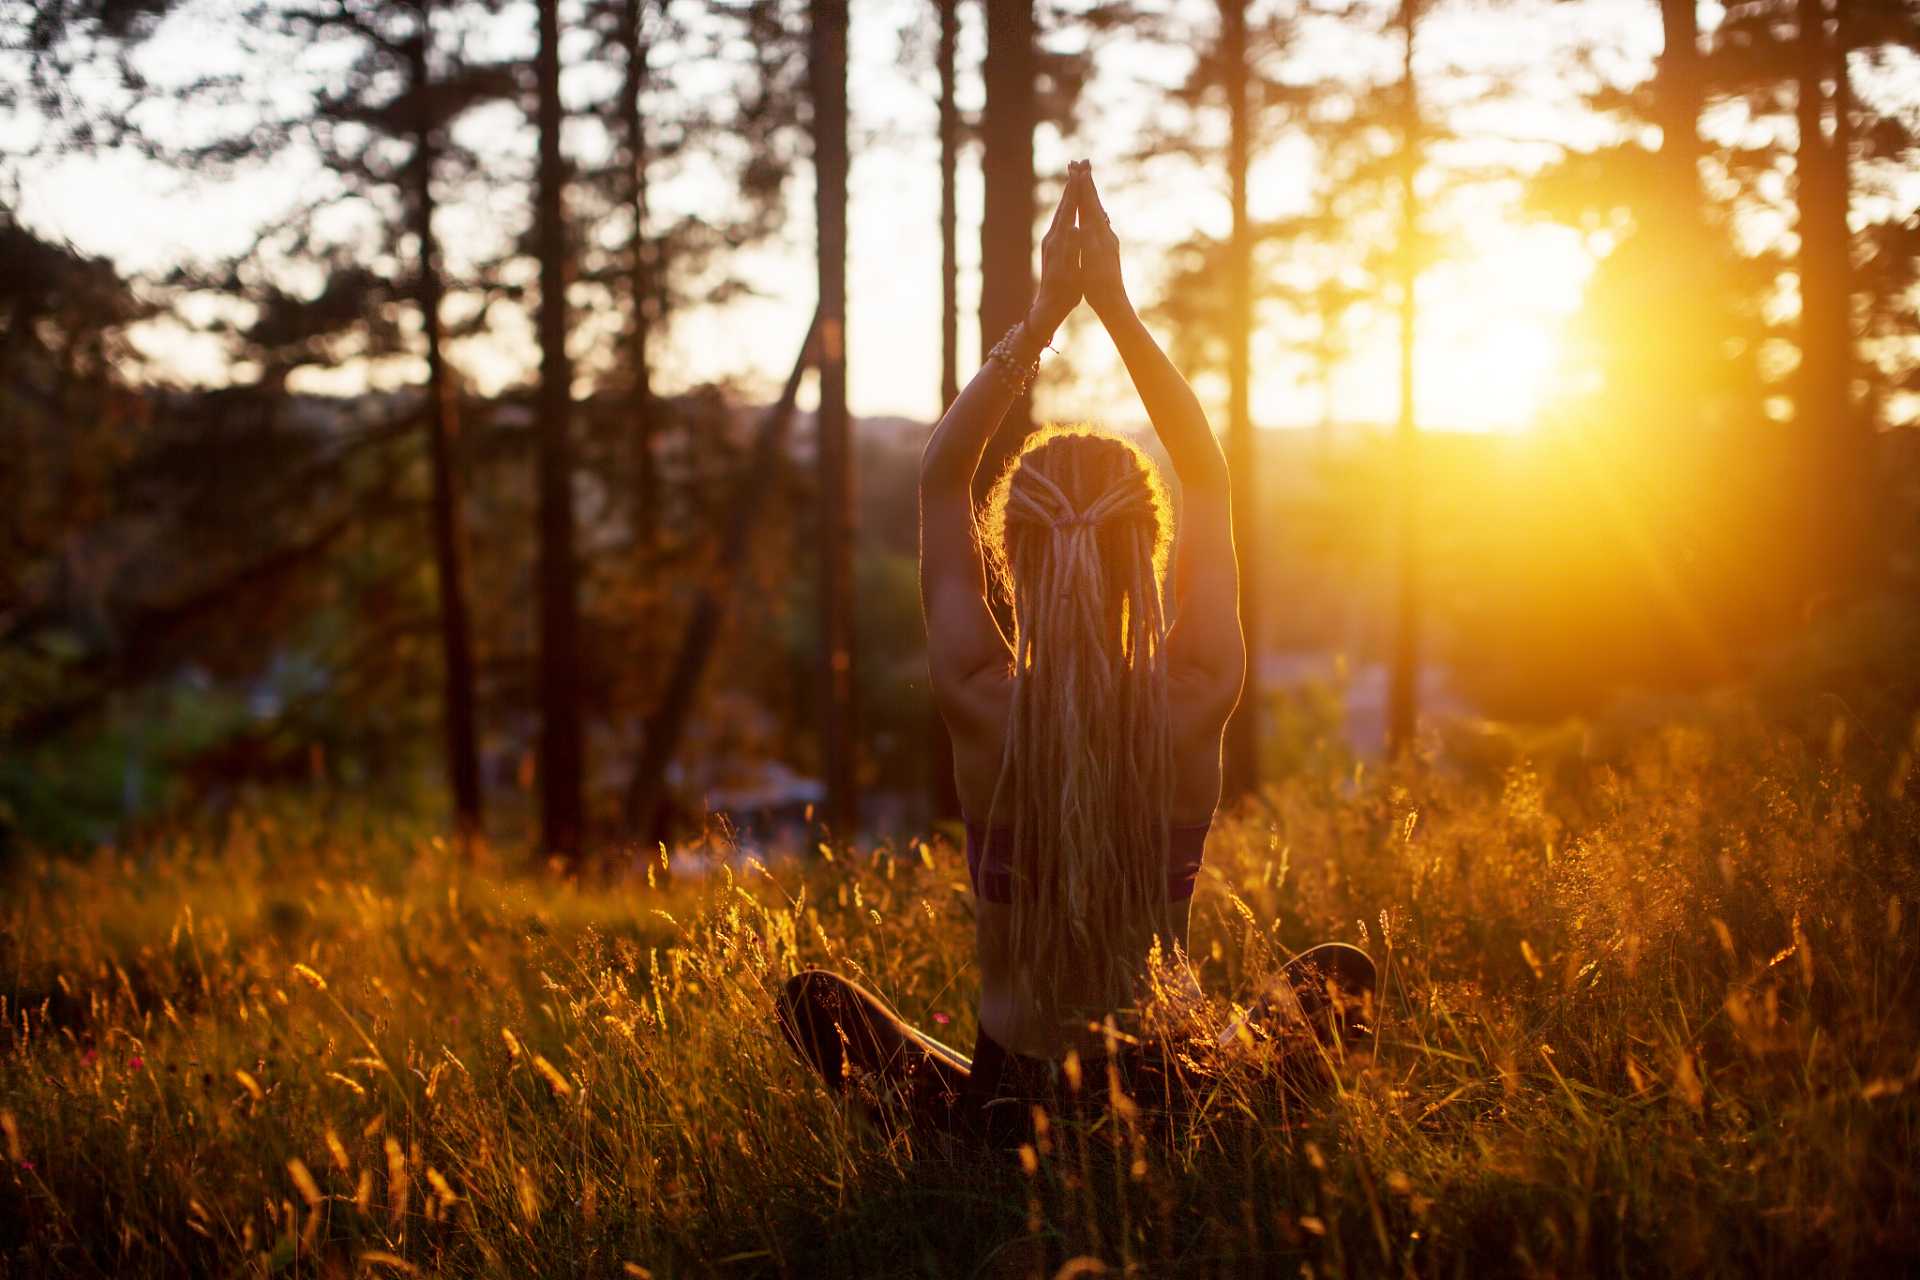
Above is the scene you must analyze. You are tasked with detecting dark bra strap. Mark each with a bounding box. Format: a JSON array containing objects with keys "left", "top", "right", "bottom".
[{"left": 963, "top": 816, "right": 1212, "bottom": 904}]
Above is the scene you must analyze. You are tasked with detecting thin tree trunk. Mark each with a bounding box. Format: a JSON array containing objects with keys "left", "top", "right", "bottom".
[
  {"left": 931, "top": 0, "right": 962, "bottom": 821},
  {"left": 1654, "top": 0, "right": 1711, "bottom": 392},
  {"left": 409, "top": 21, "right": 483, "bottom": 847},
  {"left": 1656, "top": 0, "right": 1705, "bottom": 226},
  {"left": 977, "top": 0, "right": 1036, "bottom": 497},
  {"left": 1795, "top": 0, "right": 1870, "bottom": 589},
  {"left": 940, "top": 0, "right": 960, "bottom": 415},
  {"left": 1220, "top": 0, "right": 1258, "bottom": 800},
  {"left": 536, "top": 0, "right": 585, "bottom": 864},
  {"left": 1385, "top": 0, "right": 1420, "bottom": 759},
  {"left": 812, "top": 0, "right": 857, "bottom": 840},
  {"left": 623, "top": 0, "right": 659, "bottom": 714}
]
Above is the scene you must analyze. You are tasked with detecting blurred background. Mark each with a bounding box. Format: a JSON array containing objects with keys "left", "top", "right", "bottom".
[{"left": 6, "top": 0, "right": 1920, "bottom": 864}]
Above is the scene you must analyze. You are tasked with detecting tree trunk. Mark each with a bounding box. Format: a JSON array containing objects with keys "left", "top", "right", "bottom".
[
  {"left": 1656, "top": 0, "right": 1705, "bottom": 228},
  {"left": 931, "top": 0, "right": 962, "bottom": 821},
  {"left": 940, "top": 0, "right": 961, "bottom": 414},
  {"left": 1220, "top": 0, "right": 1258, "bottom": 800},
  {"left": 536, "top": 0, "right": 585, "bottom": 864},
  {"left": 977, "top": 0, "right": 1036, "bottom": 496},
  {"left": 1653, "top": 0, "right": 1712, "bottom": 393},
  {"left": 1385, "top": 0, "right": 1420, "bottom": 760},
  {"left": 1795, "top": 0, "right": 1872, "bottom": 590},
  {"left": 812, "top": 0, "right": 857, "bottom": 840},
  {"left": 623, "top": 0, "right": 660, "bottom": 716},
  {"left": 410, "top": 23, "right": 483, "bottom": 846}
]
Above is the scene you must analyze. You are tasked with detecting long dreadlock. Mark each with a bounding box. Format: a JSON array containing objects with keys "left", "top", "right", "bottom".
[{"left": 981, "top": 425, "right": 1177, "bottom": 1032}]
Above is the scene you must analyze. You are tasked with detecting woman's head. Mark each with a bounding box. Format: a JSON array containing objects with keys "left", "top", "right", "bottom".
[
  {"left": 983, "top": 426, "right": 1178, "bottom": 1032},
  {"left": 984, "top": 426, "right": 1172, "bottom": 631}
]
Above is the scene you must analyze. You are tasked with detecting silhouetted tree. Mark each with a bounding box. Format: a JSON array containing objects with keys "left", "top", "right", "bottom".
[
  {"left": 1711, "top": 0, "right": 1920, "bottom": 594},
  {"left": 133, "top": 0, "right": 517, "bottom": 839},
  {"left": 534, "top": 0, "right": 585, "bottom": 864},
  {"left": 978, "top": 0, "right": 1037, "bottom": 493},
  {"left": 812, "top": 0, "right": 856, "bottom": 837}
]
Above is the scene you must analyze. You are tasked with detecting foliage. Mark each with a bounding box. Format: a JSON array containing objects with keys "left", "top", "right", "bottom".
[{"left": 2, "top": 722, "right": 1917, "bottom": 1277}]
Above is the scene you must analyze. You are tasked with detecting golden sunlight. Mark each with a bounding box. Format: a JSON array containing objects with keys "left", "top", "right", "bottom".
[{"left": 1322, "top": 224, "right": 1591, "bottom": 433}]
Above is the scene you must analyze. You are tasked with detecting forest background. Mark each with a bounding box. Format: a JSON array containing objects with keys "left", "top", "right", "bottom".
[{"left": 5, "top": 0, "right": 1920, "bottom": 873}]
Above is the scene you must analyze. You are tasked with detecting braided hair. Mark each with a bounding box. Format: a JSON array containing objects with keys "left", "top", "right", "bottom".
[{"left": 981, "top": 425, "right": 1177, "bottom": 1031}]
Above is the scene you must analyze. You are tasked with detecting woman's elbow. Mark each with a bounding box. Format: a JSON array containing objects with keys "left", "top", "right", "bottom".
[{"left": 1178, "top": 453, "right": 1231, "bottom": 498}]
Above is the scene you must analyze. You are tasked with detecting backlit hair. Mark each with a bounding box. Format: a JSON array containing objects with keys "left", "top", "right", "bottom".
[{"left": 982, "top": 425, "right": 1177, "bottom": 1031}]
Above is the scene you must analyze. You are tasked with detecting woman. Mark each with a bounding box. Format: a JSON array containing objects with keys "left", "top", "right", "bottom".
[{"left": 776, "top": 163, "right": 1374, "bottom": 1136}]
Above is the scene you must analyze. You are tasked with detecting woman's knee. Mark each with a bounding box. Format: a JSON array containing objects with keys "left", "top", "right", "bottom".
[{"left": 779, "top": 969, "right": 850, "bottom": 1023}]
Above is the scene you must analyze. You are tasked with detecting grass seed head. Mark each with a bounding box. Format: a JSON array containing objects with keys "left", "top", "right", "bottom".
[
  {"left": 325, "top": 1127, "right": 352, "bottom": 1172},
  {"left": 532, "top": 1054, "right": 573, "bottom": 1096},
  {"left": 385, "top": 1136, "right": 409, "bottom": 1229},
  {"left": 327, "top": 1071, "right": 366, "bottom": 1097},
  {"left": 286, "top": 1158, "right": 322, "bottom": 1208}
]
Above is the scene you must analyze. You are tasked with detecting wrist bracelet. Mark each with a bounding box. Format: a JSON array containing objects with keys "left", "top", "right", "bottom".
[{"left": 986, "top": 321, "right": 1043, "bottom": 398}]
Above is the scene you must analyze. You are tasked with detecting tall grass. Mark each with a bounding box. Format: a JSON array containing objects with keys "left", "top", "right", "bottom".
[{"left": 2, "top": 721, "right": 1917, "bottom": 1277}]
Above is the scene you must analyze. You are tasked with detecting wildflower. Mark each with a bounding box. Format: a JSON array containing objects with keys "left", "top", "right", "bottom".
[
  {"left": 82, "top": 1050, "right": 96, "bottom": 1065},
  {"left": 127, "top": 1057, "right": 143, "bottom": 1071},
  {"left": 932, "top": 1012, "right": 949, "bottom": 1025}
]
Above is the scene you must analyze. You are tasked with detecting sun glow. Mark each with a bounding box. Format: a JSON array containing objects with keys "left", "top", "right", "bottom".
[{"left": 1320, "top": 224, "right": 1592, "bottom": 434}]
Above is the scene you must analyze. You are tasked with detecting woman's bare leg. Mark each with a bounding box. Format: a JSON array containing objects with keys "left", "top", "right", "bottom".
[{"left": 775, "top": 970, "right": 971, "bottom": 1124}]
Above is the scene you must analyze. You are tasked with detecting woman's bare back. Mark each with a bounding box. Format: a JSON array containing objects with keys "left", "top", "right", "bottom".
[{"left": 921, "top": 163, "right": 1245, "bottom": 1059}]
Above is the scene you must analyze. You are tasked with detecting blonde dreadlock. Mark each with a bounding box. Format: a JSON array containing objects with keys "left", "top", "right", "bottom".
[{"left": 982, "top": 425, "right": 1177, "bottom": 1031}]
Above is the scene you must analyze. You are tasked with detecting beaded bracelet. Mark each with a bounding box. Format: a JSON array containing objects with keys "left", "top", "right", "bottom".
[{"left": 986, "top": 320, "right": 1044, "bottom": 397}]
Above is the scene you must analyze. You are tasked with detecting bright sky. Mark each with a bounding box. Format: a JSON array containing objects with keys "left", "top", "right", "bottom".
[{"left": 7, "top": 0, "right": 1668, "bottom": 432}]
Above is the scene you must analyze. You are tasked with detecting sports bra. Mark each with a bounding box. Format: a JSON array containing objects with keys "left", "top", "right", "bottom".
[{"left": 962, "top": 815, "right": 1213, "bottom": 905}]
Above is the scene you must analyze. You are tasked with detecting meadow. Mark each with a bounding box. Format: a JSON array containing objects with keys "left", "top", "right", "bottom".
[{"left": 2, "top": 715, "right": 1917, "bottom": 1278}]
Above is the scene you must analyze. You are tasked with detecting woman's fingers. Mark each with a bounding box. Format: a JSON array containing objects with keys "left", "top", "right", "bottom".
[
  {"left": 1045, "top": 171, "right": 1079, "bottom": 239},
  {"left": 1078, "top": 164, "right": 1114, "bottom": 242}
]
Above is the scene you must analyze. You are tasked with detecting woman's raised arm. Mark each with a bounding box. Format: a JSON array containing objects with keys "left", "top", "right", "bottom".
[
  {"left": 1074, "top": 165, "right": 1245, "bottom": 726},
  {"left": 920, "top": 176, "right": 1084, "bottom": 733}
]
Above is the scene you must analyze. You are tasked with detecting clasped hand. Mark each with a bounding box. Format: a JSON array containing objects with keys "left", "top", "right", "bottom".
[{"left": 1029, "top": 160, "right": 1130, "bottom": 337}]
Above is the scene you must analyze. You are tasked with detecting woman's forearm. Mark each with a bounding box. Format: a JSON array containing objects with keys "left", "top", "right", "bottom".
[
  {"left": 920, "top": 313, "right": 1058, "bottom": 492},
  {"left": 1101, "top": 305, "right": 1229, "bottom": 494},
  {"left": 920, "top": 366, "right": 1017, "bottom": 492}
]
